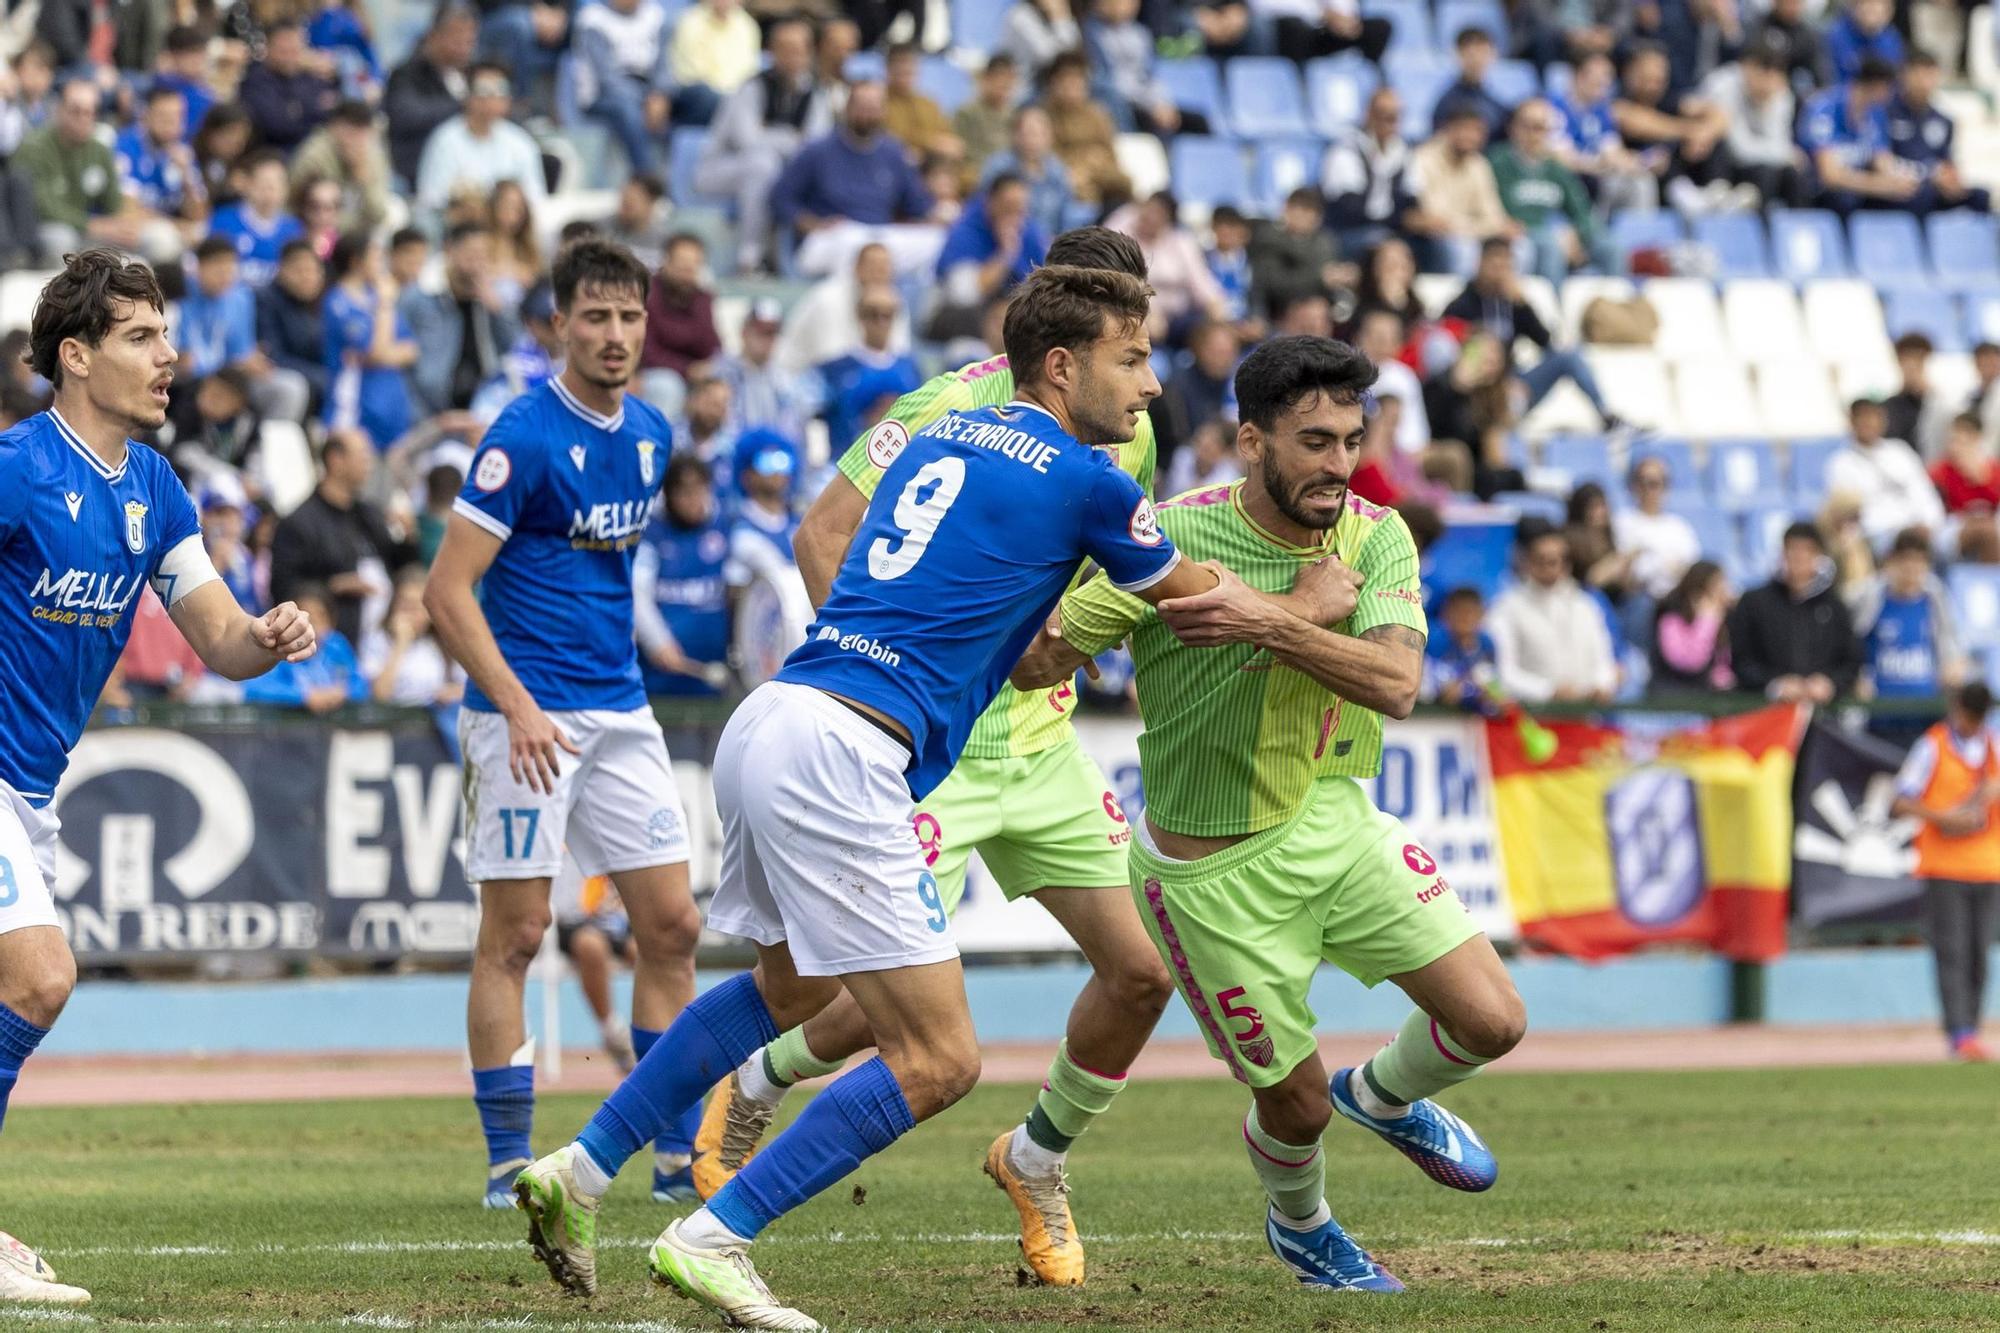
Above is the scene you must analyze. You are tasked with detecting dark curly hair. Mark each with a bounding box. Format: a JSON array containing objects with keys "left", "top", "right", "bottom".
[
  {"left": 551, "top": 237, "right": 651, "bottom": 313},
  {"left": 27, "top": 250, "right": 165, "bottom": 388},
  {"left": 1233, "top": 335, "right": 1379, "bottom": 432}
]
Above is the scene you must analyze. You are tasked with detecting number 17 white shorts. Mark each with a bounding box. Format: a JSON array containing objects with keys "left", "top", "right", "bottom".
[{"left": 706, "top": 681, "right": 961, "bottom": 977}]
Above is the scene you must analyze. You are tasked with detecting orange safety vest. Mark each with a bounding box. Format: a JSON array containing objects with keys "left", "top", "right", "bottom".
[{"left": 1912, "top": 722, "right": 2000, "bottom": 884}]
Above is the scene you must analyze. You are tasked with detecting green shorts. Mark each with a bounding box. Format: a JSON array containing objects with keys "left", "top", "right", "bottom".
[
  {"left": 917, "top": 737, "right": 1132, "bottom": 914},
  {"left": 1130, "top": 777, "right": 1482, "bottom": 1088}
]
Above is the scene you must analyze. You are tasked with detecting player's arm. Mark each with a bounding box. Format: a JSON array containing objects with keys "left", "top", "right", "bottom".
[
  {"left": 1011, "top": 568, "right": 1146, "bottom": 689},
  {"left": 151, "top": 504, "right": 315, "bottom": 678},
  {"left": 424, "top": 513, "right": 578, "bottom": 793},
  {"left": 792, "top": 471, "right": 867, "bottom": 609}
]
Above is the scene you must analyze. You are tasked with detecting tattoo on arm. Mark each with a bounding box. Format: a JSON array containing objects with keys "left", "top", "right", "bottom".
[{"left": 1362, "top": 624, "right": 1428, "bottom": 654}]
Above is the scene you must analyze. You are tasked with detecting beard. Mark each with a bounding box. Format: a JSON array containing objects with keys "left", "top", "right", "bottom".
[
  {"left": 1068, "top": 366, "right": 1137, "bottom": 445},
  {"left": 1262, "top": 452, "right": 1345, "bottom": 532}
]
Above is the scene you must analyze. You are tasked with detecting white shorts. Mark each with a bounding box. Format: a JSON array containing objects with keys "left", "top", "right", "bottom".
[
  {"left": 707, "top": 681, "right": 960, "bottom": 977},
  {"left": 0, "top": 781, "right": 61, "bottom": 937},
  {"left": 459, "top": 706, "right": 690, "bottom": 883}
]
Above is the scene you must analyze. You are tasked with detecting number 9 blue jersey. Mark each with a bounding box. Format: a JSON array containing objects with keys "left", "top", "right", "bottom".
[{"left": 776, "top": 401, "right": 1180, "bottom": 799}]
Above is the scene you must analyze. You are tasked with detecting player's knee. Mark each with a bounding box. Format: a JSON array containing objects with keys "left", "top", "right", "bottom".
[
  {"left": 1104, "top": 951, "right": 1173, "bottom": 1020},
  {"left": 481, "top": 905, "right": 554, "bottom": 974},
  {"left": 6, "top": 951, "right": 75, "bottom": 1028},
  {"left": 1258, "top": 1078, "right": 1333, "bottom": 1144},
  {"left": 899, "top": 1044, "right": 982, "bottom": 1116},
  {"left": 1449, "top": 988, "right": 1528, "bottom": 1061},
  {"left": 632, "top": 899, "right": 702, "bottom": 967}
]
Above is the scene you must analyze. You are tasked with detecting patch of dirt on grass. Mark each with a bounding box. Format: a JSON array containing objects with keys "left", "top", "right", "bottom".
[{"left": 1386, "top": 1234, "right": 1996, "bottom": 1287}]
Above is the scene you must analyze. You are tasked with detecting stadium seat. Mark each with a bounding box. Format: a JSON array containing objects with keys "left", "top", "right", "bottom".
[
  {"left": 1113, "top": 133, "right": 1171, "bottom": 199},
  {"left": 1608, "top": 210, "right": 1685, "bottom": 266},
  {"left": 1722, "top": 281, "right": 1808, "bottom": 365},
  {"left": 1253, "top": 138, "right": 1325, "bottom": 212},
  {"left": 1489, "top": 490, "right": 1567, "bottom": 525},
  {"left": 667, "top": 127, "right": 719, "bottom": 211},
  {"left": 1436, "top": 0, "right": 1506, "bottom": 42},
  {"left": 1926, "top": 351, "right": 1979, "bottom": 411},
  {"left": 1883, "top": 287, "right": 1967, "bottom": 353},
  {"left": 1926, "top": 211, "right": 2000, "bottom": 288},
  {"left": 1787, "top": 436, "right": 1844, "bottom": 500},
  {"left": 1833, "top": 356, "right": 1900, "bottom": 405},
  {"left": 1225, "top": 57, "right": 1312, "bottom": 139},
  {"left": 1541, "top": 61, "right": 1574, "bottom": 101},
  {"left": 1541, "top": 434, "right": 1617, "bottom": 489},
  {"left": 1393, "top": 67, "right": 1455, "bottom": 140},
  {"left": 1679, "top": 509, "right": 1743, "bottom": 570},
  {"left": 1948, "top": 566, "right": 2000, "bottom": 650},
  {"left": 1519, "top": 378, "right": 1603, "bottom": 437},
  {"left": 1157, "top": 59, "right": 1229, "bottom": 134},
  {"left": 1367, "top": 0, "right": 1435, "bottom": 56},
  {"left": 1691, "top": 213, "right": 1771, "bottom": 281},
  {"left": 1672, "top": 358, "right": 1761, "bottom": 440},
  {"left": 950, "top": 0, "right": 1008, "bottom": 55},
  {"left": 1799, "top": 279, "right": 1892, "bottom": 373},
  {"left": 1412, "top": 272, "right": 1462, "bottom": 316},
  {"left": 1305, "top": 55, "right": 1378, "bottom": 136},
  {"left": 1707, "top": 438, "right": 1781, "bottom": 512},
  {"left": 1768, "top": 208, "right": 1851, "bottom": 282},
  {"left": 257, "top": 420, "right": 316, "bottom": 517},
  {"left": 844, "top": 50, "right": 886, "bottom": 83},
  {"left": 1962, "top": 291, "right": 2000, "bottom": 346},
  {"left": 1560, "top": 275, "right": 1635, "bottom": 344},
  {"left": 917, "top": 58, "right": 973, "bottom": 113},
  {"left": 1486, "top": 60, "right": 1540, "bottom": 105},
  {"left": 1847, "top": 212, "right": 1929, "bottom": 286},
  {"left": 0, "top": 268, "right": 57, "bottom": 335},
  {"left": 1587, "top": 349, "right": 1675, "bottom": 430},
  {"left": 1167, "top": 136, "right": 1251, "bottom": 208},
  {"left": 1643, "top": 278, "right": 1726, "bottom": 363},
  {"left": 1739, "top": 504, "right": 1801, "bottom": 581},
  {"left": 1756, "top": 362, "right": 1847, "bottom": 441}
]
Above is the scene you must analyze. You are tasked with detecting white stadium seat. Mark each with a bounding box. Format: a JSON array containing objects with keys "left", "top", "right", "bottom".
[
  {"left": 1673, "top": 358, "right": 1761, "bottom": 439},
  {"left": 1643, "top": 278, "right": 1726, "bottom": 364},
  {"left": 0, "top": 269, "right": 58, "bottom": 336},
  {"left": 1518, "top": 379, "right": 1602, "bottom": 438},
  {"left": 255, "top": 420, "right": 316, "bottom": 518},
  {"left": 1413, "top": 273, "right": 1461, "bottom": 319},
  {"left": 1114, "top": 134, "right": 1171, "bottom": 202},
  {"left": 1800, "top": 279, "right": 1892, "bottom": 376},
  {"left": 1754, "top": 361, "right": 1846, "bottom": 439},
  {"left": 1723, "top": 280, "right": 1808, "bottom": 365},
  {"left": 1927, "top": 353, "right": 1978, "bottom": 416},
  {"left": 1587, "top": 348, "right": 1675, "bottom": 432}
]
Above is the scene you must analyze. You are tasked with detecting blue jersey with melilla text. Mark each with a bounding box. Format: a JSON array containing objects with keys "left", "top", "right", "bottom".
[
  {"left": 776, "top": 401, "right": 1180, "bottom": 799},
  {"left": 1866, "top": 592, "right": 1939, "bottom": 698},
  {"left": 0, "top": 411, "right": 203, "bottom": 803},
  {"left": 455, "top": 378, "right": 672, "bottom": 713}
]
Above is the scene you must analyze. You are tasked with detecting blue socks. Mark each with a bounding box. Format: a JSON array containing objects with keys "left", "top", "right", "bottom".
[
  {"left": 471, "top": 1064, "right": 535, "bottom": 1166},
  {"left": 577, "top": 972, "right": 776, "bottom": 1180},
  {"left": 631, "top": 1025, "right": 705, "bottom": 1160},
  {"left": 0, "top": 1002, "right": 49, "bottom": 1132},
  {"left": 707, "top": 1056, "right": 915, "bottom": 1241}
]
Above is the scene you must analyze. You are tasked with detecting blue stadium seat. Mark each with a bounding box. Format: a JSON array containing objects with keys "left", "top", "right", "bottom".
[
  {"left": 844, "top": 49, "right": 886, "bottom": 82},
  {"left": 1680, "top": 510, "right": 1743, "bottom": 569},
  {"left": 1253, "top": 137, "right": 1326, "bottom": 212},
  {"left": 1365, "top": 0, "right": 1435, "bottom": 57},
  {"left": 1927, "top": 211, "right": 2000, "bottom": 289},
  {"left": 1167, "top": 136, "right": 1251, "bottom": 208},
  {"left": 1787, "top": 438, "right": 1843, "bottom": 504},
  {"left": 1382, "top": 48, "right": 1449, "bottom": 85},
  {"left": 1632, "top": 438, "right": 1699, "bottom": 495},
  {"left": 1542, "top": 435, "right": 1616, "bottom": 488},
  {"left": 1740, "top": 504, "right": 1803, "bottom": 580},
  {"left": 1692, "top": 213, "right": 1771, "bottom": 280},
  {"left": 1489, "top": 491, "right": 1567, "bottom": 525},
  {"left": 1706, "top": 438, "right": 1780, "bottom": 513},
  {"left": 1541, "top": 60, "right": 1573, "bottom": 101},
  {"left": 1486, "top": 60, "right": 1540, "bottom": 106},
  {"left": 1962, "top": 290, "right": 2000, "bottom": 346},
  {"left": 1769, "top": 209, "right": 1850, "bottom": 282},
  {"left": 1948, "top": 566, "right": 2000, "bottom": 650},
  {"left": 1156, "top": 58, "right": 1229, "bottom": 133},
  {"left": 1305, "top": 55, "right": 1379, "bottom": 135},
  {"left": 1394, "top": 67, "right": 1456, "bottom": 139},
  {"left": 1225, "top": 56, "right": 1312, "bottom": 139},
  {"left": 1436, "top": 0, "right": 1506, "bottom": 42},
  {"left": 1608, "top": 210, "right": 1685, "bottom": 263},
  {"left": 667, "top": 127, "right": 719, "bottom": 210},
  {"left": 1884, "top": 287, "right": 1967, "bottom": 353},
  {"left": 1848, "top": 211, "right": 1929, "bottom": 286},
  {"left": 917, "top": 58, "right": 973, "bottom": 113},
  {"left": 950, "top": 0, "right": 1007, "bottom": 54}
]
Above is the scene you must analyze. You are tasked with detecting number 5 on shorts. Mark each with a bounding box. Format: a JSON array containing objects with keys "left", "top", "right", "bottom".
[
  {"left": 499, "top": 809, "right": 540, "bottom": 860},
  {"left": 915, "top": 871, "right": 948, "bottom": 933},
  {"left": 1216, "top": 986, "right": 1264, "bottom": 1041}
]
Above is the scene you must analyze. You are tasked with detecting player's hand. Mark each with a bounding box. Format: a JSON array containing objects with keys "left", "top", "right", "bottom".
[
  {"left": 255, "top": 602, "right": 318, "bottom": 663},
  {"left": 1158, "top": 561, "right": 1281, "bottom": 648},
  {"left": 507, "top": 704, "right": 581, "bottom": 795},
  {"left": 1290, "top": 556, "right": 1366, "bottom": 627},
  {"left": 1010, "top": 610, "right": 1097, "bottom": 689}
]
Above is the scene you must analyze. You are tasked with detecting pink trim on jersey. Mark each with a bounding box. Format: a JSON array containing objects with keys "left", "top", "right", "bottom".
[
  {"left": 1346, "top": 491, "right": 1391, "bottom": 522},
  {"left": 1431, "top": 1019, "right": 1476, "bottom": 1066},
  {"left": 1243, "top": 1115, "right": 1320, "bottom": 1169},
  {"left": 1163, "top": 484, "right": 1236, "bottom": 509},
  {"left": 960, "top": 354, "right": 1011, "bottom": 381}
]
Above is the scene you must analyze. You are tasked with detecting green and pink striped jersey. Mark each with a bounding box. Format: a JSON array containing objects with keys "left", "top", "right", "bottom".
[
  {"left": 835, "top": 353, "right": 1157, "bottom": 760},
  {"left": 1059, "top": 481, "right": 1426, "bottom": 837}
]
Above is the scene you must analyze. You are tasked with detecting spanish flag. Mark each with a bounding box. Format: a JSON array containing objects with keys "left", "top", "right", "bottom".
[{"left": 1486, "top": 704, "right": 1806, "bottom": 962}]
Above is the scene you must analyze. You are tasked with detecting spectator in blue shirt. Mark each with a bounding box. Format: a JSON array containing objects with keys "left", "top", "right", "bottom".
[
  {"left": 1423, "top": 586, "right": 1504, "bottom": 713},
  {"left": 714, "top": 298, "right": 820, "bottom": 443},
  {"left": 322, "top": 229, "right": 419, "bottom": 450},
  {"left": 1432, "top": 26, "right": 1511, "bottom": 139},
  {"left": 1800, "top": 56, "right": 1912, "bottom": 214},
  {"left": 634, "top": 454, "right": 734, "bottom": 696},
  {"left": 930, "top": 173, "right": 1049, "bottom": 342},
  {"left": 240, "top": 583, "right": 369, "bottom": 711},
  {"left": 209, "top": 149, "right": 306, "bottom": 286},
  {"left": 239, "top": 20, "right": 340, "bottom": 152},
  {"left": 1853, "top": 528, "right": 1969, "bottom": 744},
  {"left": 308, "top": 0, "right": 383, "bottom": 98},
  {"left": 181, "top": 234, "right": 313, "bottom": 424},
  {"left": 257, "top": 239, "right": 330, "bottom": 413},
  {"left": 115, "top": 85, "right": 205, "bottom": 223},
  {"left": 1824, "top": 0, "right": 1905, "bottom": 87},
  {"left": 1206, "top": 205, "right": 1253, "bottom": 324},
  {"left": 978, "top": 104, "right": 1075, "bottom": 238},
  {"left": 770, "top": 80, "right": 944, "bottom": 277},
  {"left": 152, "top": 26, "right": 216, "bottom": 141},
  {"left": 817, "top": 290, "right": 921, "bottom": 452},
  {"left": 1887, "top": 50, "right": 1990, "bottom": 214}
]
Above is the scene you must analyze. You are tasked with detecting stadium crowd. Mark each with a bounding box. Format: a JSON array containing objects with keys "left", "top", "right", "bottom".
[{"left": 0, "top": 0, "right": 1995, "bottom": 729}]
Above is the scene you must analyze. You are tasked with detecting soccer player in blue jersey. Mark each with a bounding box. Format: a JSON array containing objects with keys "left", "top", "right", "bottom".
[
  {"left": 0, "top": 252, "right": 316, "bottom": 1306},
  {"left": 423, "top": 239, "right": 705, "bottom": 1211},
  {"left": 513, "top": 265, "right": 1353, "bottom": 1327}
]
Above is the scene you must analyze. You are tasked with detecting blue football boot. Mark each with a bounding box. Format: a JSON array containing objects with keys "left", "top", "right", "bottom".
[
  {"left": 1264, "top": 1208, "right": 1405, "bottom": 1292},
  {"left": 1330, "top": 1066, "right": 1498, "bottom": 1192}
]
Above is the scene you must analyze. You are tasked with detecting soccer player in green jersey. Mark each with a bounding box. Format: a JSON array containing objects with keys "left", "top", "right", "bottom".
[
  {"left": 1015, "top": 336, "right": 1528, "bottom": 1293},
  {"left": 690, "top": 228, "right": 1172, "bottom": 1288}
]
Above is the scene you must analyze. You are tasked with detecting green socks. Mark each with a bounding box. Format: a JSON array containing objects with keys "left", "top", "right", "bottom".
[
  {"left": 1022, "top": 1040, "right": 1128, "bottom": 1154},
  {"left": 1243, "top": 1105, "right": 1325, "bottom": 1222},
  {"left": 1362, "top": 1009, "right": 1494, "bottom": 1108},
  {"left": 762, "top": 1025, "right": 845, "bottom": 1088}
]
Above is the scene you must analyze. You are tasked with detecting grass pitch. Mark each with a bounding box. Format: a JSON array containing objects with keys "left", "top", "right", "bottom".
[{"left": 10, "top": 1064, "right": 1999, "bottom": 1331}]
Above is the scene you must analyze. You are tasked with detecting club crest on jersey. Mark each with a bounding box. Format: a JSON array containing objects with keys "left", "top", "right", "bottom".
[
  {"left": 1129, "top": 497, "right": 1162, "bottom": 547},
  {"left": 569, "top": 444, "right": 588, "bottom": 472},
  {"left": 123, "top": 500, "right": 147, "bottom": 553},
  {"left": 64, "top": 492, "right": 82, "bottom": 521},
  {"left": 637, "top": 439, "right": 657, "bottom": 484},
  {"left": 865, "top": 419, "right": 909, "bottom": 470}
]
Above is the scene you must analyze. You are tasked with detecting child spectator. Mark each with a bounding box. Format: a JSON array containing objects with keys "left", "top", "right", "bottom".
[
  {"left": 1650, "top": 561, "right": 1734, "bottom": 693},
  {"left": 1423, "top": 586, "right": 1503, "bottom": 711},
  {"left": 209, "top": 150, "right": 306, "bottom": 287},
  {"left": 1206, "top": 205, "right": 1254, "bottom": 325},
  {"left": 1851, "top": 529, "right": 1967, "bottom": 720},
  {"left": 181, "top": 235, "right": 313, "bottom": 425}
]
